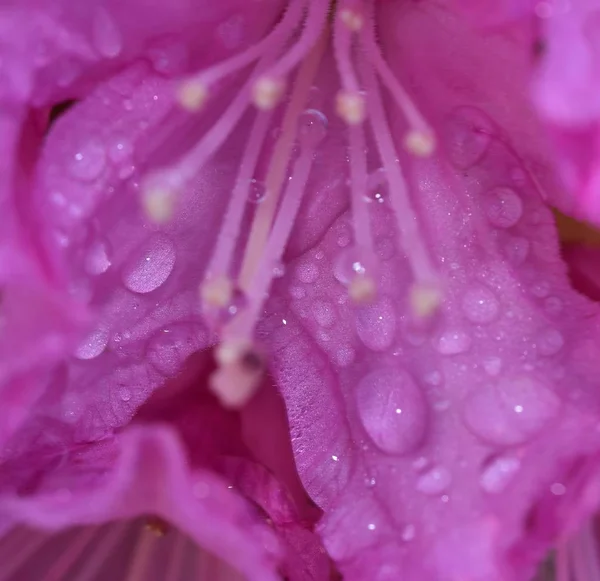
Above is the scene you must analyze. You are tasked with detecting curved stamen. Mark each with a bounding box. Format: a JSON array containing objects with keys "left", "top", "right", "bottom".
[
  {"left": 179, "top": 0, "right": 307, "bottom": 108},
  {"left": 360, "top": 6, "right": 435, "bottom": 156},
  {"left": 360, "top": 53, "right": 441, "bottom": 315}
]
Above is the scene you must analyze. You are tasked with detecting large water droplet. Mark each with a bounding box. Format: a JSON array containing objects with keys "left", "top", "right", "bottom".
[
  {"left": 295, "top": 260, "right": 319, "bottom": 284},
  {"left": 463, "top": 375, "right": 560, "bottom": 446},
  {"left": 480, "top": 454, "right": 520, "bottom": 493},
  {"left": 298, "top": 109, "right": 327, "bottom": 149},
  {"left": 74, "top": 327, "right": 109, "bottom": 360},
  {"left": 461, "top": 285, "right": 500, "bottom": 324},
  {"left": 416, "top": 466, "right": 451, "bottom": 495},
  {"left": 356, "top": 368, "right": 427, "bottom": 455},
  {"left": 537, "top": 328, "right": 564, "bottom": 356},
  {"left": 334, "top": 247, "right": 367, "bottom": 286},
  {"left": 355, "top": 296, "right": 397, "bottom": 351},
  {"left": 435, "top": 329, "right": 472, "bottom": 355},
  {"left": 122, "top": 234, "right": 176, "bottom": 294},
  {"left": 146, "top": 323, "right": 206, "bottom": 377},
  {"left": 108, "top": 136, "right": 133, "bottom": 164},
  {"left": 68, "top": 140, "right": 107, "bottom": 181},
  {"left": 85, "top": 239, "right": 112, "bottom": 275},
  {"left": 92, "top": 7, "right": 123, "bottom": 58},
  {"left": 445, "top": 106, "right": 494, "bottom": 169},
  {"left": 485, "top": 187, "right": 523, "bottom": 228}
]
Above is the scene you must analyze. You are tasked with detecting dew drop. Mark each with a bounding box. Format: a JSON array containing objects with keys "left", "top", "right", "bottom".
[
  {"left": 68, "top": 140, "right": 107, "bottom": 181},
  {"left": 416, "top": 466, "right": 451, "bottom": 495},
  {"left": 122, "top": 234, "right": 176, "bottom": 294},
  {"left": 298, "top": 109, "right": 328, "bottom": 149},
  {"left": 356, "top": 368, "right": 427, "bottom": 455},
  {"left": 485, "top": 187, "right": 523, "bottom": 228},
  {"left": 85, "top": 239, "right": 112, "bottom": 275},
  {"left": 146, "top": 323, "right": 206, "bottom": 377},
  {"left": 272, "top": 261, "right": 286, "bottom": 278},
  {"left": 295, "top": 260, "right": 319, "bottom": 284},
  {"left": 463, "top": 375, "right": 560, "bottom": 446},
  {"left": 401, "top": 524, "right": 416, "bottom": 542},
  {"left": 312, "top": 300, "right": 336, "bottom": 328},
  {"left": 483, "top": 356, "right": 502, "bottom": 376},
  {"left": 435, "top": 329, "right": 472, "bottom": 355},
  {"left": 92, "top": 7, "right": 123, "bottom": 58},
  {"left": 504, "top": 236, "right": 530, "bottom": 265},
  {"left": 119, "top": 387, "right": 132, "bottom": 402},
  {"left": 531, "top": 281, "right": 550, "bottom": 298},
  {"left": 461, "top": 285, "right": 500, "bottom": 324},
  {"left": 62, "top": 395, "right": 85, "bottom": 423},
  {"left": 108, "top": 137, "right": 133, "bottom": 164},
  {"left": 355, "top": 296, "right": 397, "bottom": 352},
  {"left": 480, "top": 454, "right": 520, "bottom": 493},
  {"left": 544, "top": 296, "right": 563, "bottom": 316},
  {"left": 248, "top": 179, "right": 267, "bottom": 204},
  {"left": 445, "top": 106, "right": 494, "bottom": 169},
  {"left": 74, "top": 327, "right": 109, "bottom": 360},
  {"left": 335, "top": 344, "right": 355, "bottom": 367},
  {"left": 537, "top": 328, "right": 564, "bottom": 356},
  {"left": 333, "top": 247, "right": 367, "bottom": 286}
]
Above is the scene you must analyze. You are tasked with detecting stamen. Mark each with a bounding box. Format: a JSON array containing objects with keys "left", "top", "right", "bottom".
[
  {"left": 201, "top": 274, "right": 234, "bottom": 310},
  {"left": 360, "top": 54, "right": 441, "bottom": 314},
  {"left": 252, "top": 77, "right": 286, "bottom": 111},
  {"left": 239, "top": 27, "right": 328, "bottom": 288},
  {"left": 339, "top": 7, "right": 364, "bottom": 31},
  {"left": 335, "top": 91, "right": 366, "bottom": 125},
  {"left": 141, "top": 186, "right": 175, "bottom": 223},
  {"left": 165, "top": 532, "right": 186, "bottom": 579},
  {"left": 361, "top": 14, "right": 436, "bottom": 157},
  {"left": 145, "top": 516, "right": 170, "bottom": 537},
  {"left": 77, "top": 523, "right": 130, "bottom": 581},
  {"left": 179, "top": 0, "right": 307, "bottom": 111},
  {"left": 125, "top": 525, "right": 157, "bottom": 581},
  {"left": 410, "top": 283, "right": 443, "bottom": 318}
]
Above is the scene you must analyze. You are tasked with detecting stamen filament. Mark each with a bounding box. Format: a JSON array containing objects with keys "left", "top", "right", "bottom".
[
  {"left": 360, "top": 54, "right": 440, "bottom": 308},
  {"left": 239, "top": 27, "right": 328, "bottom": 288},
  {"left": 165, "top": 531, "right": 187, "bottom": 579},
  {"left": 184, "top": 0, "right": 306, "bottom": 91},
  {"left": 360, "top": 11, "right": 435, "bottom": 156},
  {"left": 77, "top": 523, "right": 130, "bottom": 581},
  {"left": 125, "top": 526, "right": 157, "bottom": 581}
]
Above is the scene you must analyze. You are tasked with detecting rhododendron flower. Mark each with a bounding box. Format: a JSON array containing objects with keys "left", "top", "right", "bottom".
[{"left": 3, "top": 0, "right": 600, "bottom": 580}]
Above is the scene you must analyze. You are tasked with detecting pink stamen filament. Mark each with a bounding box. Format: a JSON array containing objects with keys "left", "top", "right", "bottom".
[
  {"left": 360, "top": 54, "right": 439, "bottom": 289},
  {"left": 360, "top": 6, "right": 435, "bottom": 154},
  {"left": 125, "top": 526, "right": 157, "bottom": 581},
  {"left": 186, "top": 0, "right": 307, "bottom": 90},
  {"left": 165, "top": 531, "right": 187, "bottom": 579},
  {"left": 333, "top": 1, "right": 362, "bottom": 95},
  {"left": 238, "top": 27, "right": 328, "bottom": 288}
]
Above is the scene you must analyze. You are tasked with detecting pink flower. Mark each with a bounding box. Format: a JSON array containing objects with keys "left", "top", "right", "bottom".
[{"left": 1, "top": 1, "right": 600, "bottom": 580}]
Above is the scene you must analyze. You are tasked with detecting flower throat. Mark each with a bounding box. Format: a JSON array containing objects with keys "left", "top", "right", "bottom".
[{"left": 141, "top": 0, "right": 440, "bottom": 408}]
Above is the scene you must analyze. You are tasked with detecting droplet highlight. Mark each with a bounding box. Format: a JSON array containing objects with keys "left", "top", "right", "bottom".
[{"left": 122, "top": 234, "right": 176, "bottom": 294}]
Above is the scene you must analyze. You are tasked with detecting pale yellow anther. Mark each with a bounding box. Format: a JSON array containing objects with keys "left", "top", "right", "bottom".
[
  {"left": 214, "top": 339, "right": 253, "bottom": 366},
  {"left": 336, "top": 90, "right": 366, "bottom": 125},
  {"left": 404, "top": 130, "right": 436, "bottom": 157},
  {"left": 252, "top": 77, "right": 286, "bottom": 111},
  {"left": 201, "top": 275, "right": 234, "bottom": 309},
  {"left": 142, "top": 187, "right": 175, "bottom": 223},
  {"left": 410, "top": 283, "right": 442, "bottom": 317},
  {"left": 339, "top": 8, "right": 364, "bottom": 31},
  {"left": 177, "top": 81, "right": 208, "bottom": 112},
  {"left": 349, "top": 275, "right": 377, "bottom": 304}
]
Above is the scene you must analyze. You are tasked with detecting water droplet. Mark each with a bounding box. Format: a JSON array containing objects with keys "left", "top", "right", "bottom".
[
  {"left": 148, "top": 39, "right": 189, "bottom": 75},
  {"left": 445, "top": 106, "right": 494, "bottom": 169},
  {"left": 92, "top": 7, "right": 123, "bottom": 58},
  {"left": 333, "top": 247, "right": 368, "bottom": 286},
  {"left": 62, "top": 395, "right": 85, "bottom": 423},
  {"left": 122, "top": 234, "right": 176, "bottom": 294},
  {"left": 461, "top": 285, "right": 500, "bottom": 324},
  {"left": 355, "top": 296, "right": 397, "bottom": 351},
  {"left": 531, "top": 281, "right": 550, "bottom": 298},
  {"left": 119, "top": 387, "right": 132, "bottom": 402},
  {"left": 298, "top": 109, "right": 328, "bottom": 149},
  {"left": 312, "top": 300, "right": 336, "bottom": 328},
  {"left": 74, "top": 327, "right": 109, "bottom": 360},
  {"left": 85, "top": 239, "right": 112, "bottom": 275},
  {"left": 485, "top": 187, "right": 523, "bottom": 228},
  {"left": 544, "top": 296, "right": 563, "bottom": 316},
  {"left": 435, "top": 329, "right": 472, "bottom": 355},
  {"left": 416, "top": 466, "right": 451, "bottom": 495},
  {"left": 401, "top": 524, "right": 416, "bottom": 542},
  {"left": 356, "top": 368, "right": 427, "bottom": 455},
  {"left": 483, "top": 356, "right": 502, "bottom": 376},
  {"left": 463, "top": 375, "right": 560, "bottom": 446},
  {"left": 272, "top": 261, "right": 286, "bottom": 278},
  {"left": 68, "top": 140, "right": 106, "bottom": 181},
  {"left": 295, "top": 260, "right": 319, "bottom": 284},
  {"left": 537, "top": 328, "right": 564, "bottom": 356},
  {"left": 480, "top": 454, "right": 520, "bottom": 493},
  {"left": 247, "top": 179, "right": 267, "bottom": 204},
  {"left": 108, "top": 137, "right": 133, "bottom": 164},
  {"left": 504, "top": 236, "right": 530, "bottom": 265},
  {"left": 147, "top": 323, "right": 206, "bottom": 377}
]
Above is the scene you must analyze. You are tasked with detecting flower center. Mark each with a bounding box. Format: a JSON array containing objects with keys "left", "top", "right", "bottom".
[{"left": 141, "top": 0, "right": 441, "bottom": 407}]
